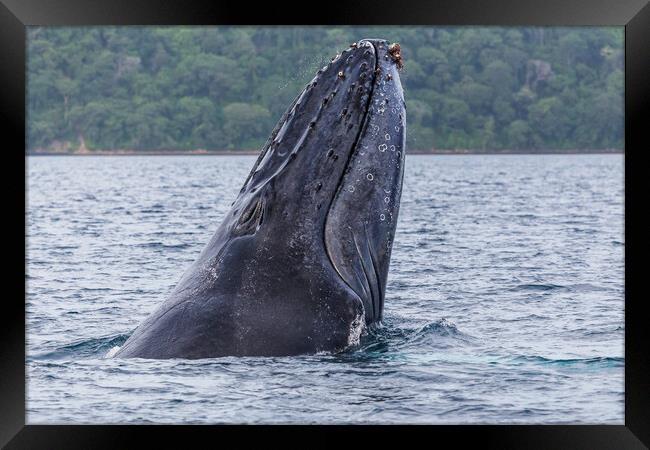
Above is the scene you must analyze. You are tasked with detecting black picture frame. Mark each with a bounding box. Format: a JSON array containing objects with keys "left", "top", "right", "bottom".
[{"left": 3, "top": 0, "right": 648, "bottom": 447}]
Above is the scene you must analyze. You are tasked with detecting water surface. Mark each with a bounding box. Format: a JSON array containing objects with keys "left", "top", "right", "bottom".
[{"left": 26, "top": 154, "right": 624, "bottom": 423}]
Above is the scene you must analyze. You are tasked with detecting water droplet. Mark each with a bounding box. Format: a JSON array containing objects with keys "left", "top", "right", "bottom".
[
  {"left": 385, "top": 134, "right": 391, "bottom": 140},
  {"left": 348, "top": 186, "right": 355, "bottom": 193},
  {"left": 390, "top": 145, "right": 396, "bottom": 151},
  {"left": 378, "top": 144, "right": 387, "bottom": 152},
  {"left": 380, "top": 214, "right": 386, "bottom": 221},
  {"left": 384, "top": 197, "right": 390, "bottom": 203},
  {"left": 366, "top": 173, "right": 374, "bottom": 181}
]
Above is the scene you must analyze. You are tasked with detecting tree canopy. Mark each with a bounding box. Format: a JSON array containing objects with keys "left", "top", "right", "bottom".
[{"left": 27, "top": 26, "right": 623, "bottom": 152}]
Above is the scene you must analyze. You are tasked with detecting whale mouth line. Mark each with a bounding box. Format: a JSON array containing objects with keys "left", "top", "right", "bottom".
[{"left": 323, "top": 40, "right": 381, "bottom": 313}]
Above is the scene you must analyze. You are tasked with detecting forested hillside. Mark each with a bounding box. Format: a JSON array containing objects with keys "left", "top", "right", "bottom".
[{"left": 27, "top": 26, "right": 623, "bottom": 153}]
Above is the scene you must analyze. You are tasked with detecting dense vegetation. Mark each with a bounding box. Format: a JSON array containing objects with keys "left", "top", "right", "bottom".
[{"left": 27, "top": 26, "right": 623, "bottom": 152}]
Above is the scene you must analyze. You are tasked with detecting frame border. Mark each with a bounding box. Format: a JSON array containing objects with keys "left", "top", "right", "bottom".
[{"left": 3, "top": 0, "right": 648, "bottom": 447}]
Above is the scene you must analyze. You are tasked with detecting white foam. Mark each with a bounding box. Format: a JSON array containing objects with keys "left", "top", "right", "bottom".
[
  {"left": 104, "top": 346, "right": 121, "bottom": 359},
  {"left": 347, "top": 312, "right": 365, "bottom": 347}
]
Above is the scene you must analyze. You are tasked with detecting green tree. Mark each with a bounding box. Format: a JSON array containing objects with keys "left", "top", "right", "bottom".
[
  {"left": 26, "top": 26, "right": 624, "bottom": 152},
  {"left": 222, "top": 103, "right": 272, "bottom": 149}
]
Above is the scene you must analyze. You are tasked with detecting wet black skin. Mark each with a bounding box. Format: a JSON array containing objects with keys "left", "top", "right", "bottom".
[{"left": 115, "top": 39, "right": 406, "bottom": 359}]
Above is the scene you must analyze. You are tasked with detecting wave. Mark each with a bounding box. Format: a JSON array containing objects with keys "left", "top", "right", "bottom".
[
  {"left": 408, "top": 318, "right": 479, "bottom": 348},
  {"left": 513, "top": 283, "right": 566, "bottom": 292},
  {"left": 583, "top": 326, "right": 624, "bottom": 336},
  {"left": 31, "top": 333, "right": 130, "bottom": 361},
  {"left": 355, "top": 318, "right": 478, "bottom": 354},
  {"left": 509, "top": 355, "right": 624, "bottom": 368},
  {"left": 136, "top": 242, "right": 192, "bottom": 250}
]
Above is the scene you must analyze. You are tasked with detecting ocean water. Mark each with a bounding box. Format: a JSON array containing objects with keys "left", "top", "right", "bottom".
[{"left": 26, "top": 154, "right": 624, "bottom": 424}]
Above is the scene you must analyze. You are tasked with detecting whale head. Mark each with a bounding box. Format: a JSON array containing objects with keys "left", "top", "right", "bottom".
[{"left": 221, "top": 39, "right": 406, "bottom": 326}]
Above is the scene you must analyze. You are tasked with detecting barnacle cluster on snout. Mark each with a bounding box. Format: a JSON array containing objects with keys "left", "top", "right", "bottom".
[{"left": 388, "top": 43, "right": 403, "bottom": 70}]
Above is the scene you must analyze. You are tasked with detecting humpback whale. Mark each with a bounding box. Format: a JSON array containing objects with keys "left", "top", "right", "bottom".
[{"left": 115, "top": 39, "right": 406, "bottom": 359}]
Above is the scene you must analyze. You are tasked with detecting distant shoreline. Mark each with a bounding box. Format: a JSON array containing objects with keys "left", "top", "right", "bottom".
[{"left": 27, "top": 148, "right": 624, "bottom": 156}]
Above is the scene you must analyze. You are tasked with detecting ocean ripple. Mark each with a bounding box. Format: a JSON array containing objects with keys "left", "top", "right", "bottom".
[{"left": 26, "top": 154, "right": 624, "bottom": 424}]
